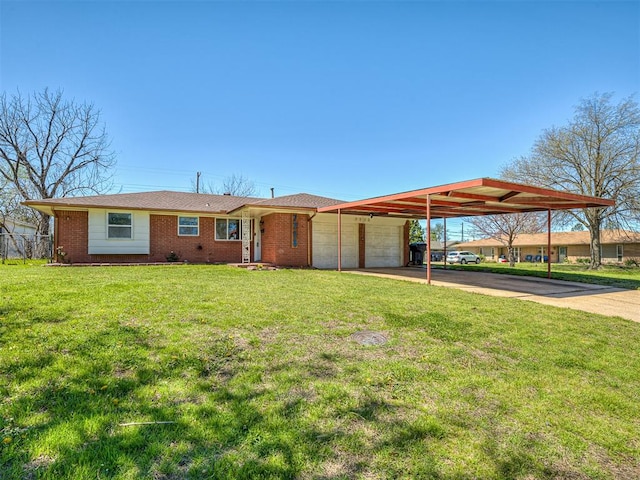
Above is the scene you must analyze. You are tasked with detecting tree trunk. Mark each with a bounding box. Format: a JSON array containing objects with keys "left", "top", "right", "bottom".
[
  {"left": 36, "top": 213, "right": 51, "bottom": 237},
  {"left": 588, "top": 222, "right": 602, "bottom": 269},
  {"left": 34, "top": 213, "right": 51, "bottom": 259},
  {"left": 508, "top": 245, "right": 516, "bottom": 267}
]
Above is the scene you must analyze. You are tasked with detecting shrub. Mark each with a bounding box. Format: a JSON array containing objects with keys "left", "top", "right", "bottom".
[
  {"left": 165, "top": 251, "right": 180, "bottom": 262},
  {"left": 625, "top": 257, "right": 640, "bottom": 267}
]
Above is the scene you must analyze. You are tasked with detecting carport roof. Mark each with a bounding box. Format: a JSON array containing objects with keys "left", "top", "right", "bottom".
[{"left": 317, "top": 178, "right": 614, "bottom": 218}]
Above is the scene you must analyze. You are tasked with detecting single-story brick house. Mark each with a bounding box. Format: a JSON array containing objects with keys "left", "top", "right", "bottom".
[
  {"left": 23, "top": 191, "right": 410, "bottom": 267},
  {"left": 456, "top": 230, "right": 640, "bottom": 264}
]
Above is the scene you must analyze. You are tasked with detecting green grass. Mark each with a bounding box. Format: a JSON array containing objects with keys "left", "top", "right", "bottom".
[
  {"left": 1, "top": 264, "right": 639, "bottom": 479},
  {"left": 437, "top": 261, "right": 640, "bottom": 290}
]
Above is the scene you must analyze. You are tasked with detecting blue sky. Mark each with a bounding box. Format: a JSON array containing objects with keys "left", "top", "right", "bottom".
[{"left": 1, "top": 1, "right": 638, "bottom": 222}]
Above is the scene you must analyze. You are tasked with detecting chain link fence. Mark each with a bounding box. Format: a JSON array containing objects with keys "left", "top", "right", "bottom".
[{"left": 0, "top": 233, "right": 53, "bottom": 263}]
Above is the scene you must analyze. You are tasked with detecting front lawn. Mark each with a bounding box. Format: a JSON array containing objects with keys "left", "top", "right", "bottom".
[{"left": 1, "top": 265, "right": 639, "bottom": 479}]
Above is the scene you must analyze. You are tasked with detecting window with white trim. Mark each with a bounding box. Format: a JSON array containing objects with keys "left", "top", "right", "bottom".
[
  {"left": 107, "top": 212, "right": 132, "bottom": 239},
  {"left": 178, "top": 216, "right": 199, "bottom": 236},
  {"left": 617, "top": 244, "right": 623, "bottom": 262},
  {"left": 215, "top": 218, "right": 241, "bottom": 241}
]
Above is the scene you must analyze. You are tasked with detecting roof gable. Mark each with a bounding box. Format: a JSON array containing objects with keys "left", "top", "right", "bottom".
[{"left": 245, "top": 193, "right": 344, "bottom": 210}]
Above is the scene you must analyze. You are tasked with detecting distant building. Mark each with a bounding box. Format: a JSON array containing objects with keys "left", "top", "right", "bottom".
[
  {"left": 456, "top": 230, "right": 640, "bottom": 264},
  {"left": 0, "top": 218, "right": 38, "bottom": 258}
]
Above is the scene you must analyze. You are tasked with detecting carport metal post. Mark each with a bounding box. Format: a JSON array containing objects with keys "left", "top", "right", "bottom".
[
  {"left": 426, "top": 195, "right": 431, "bottom": 284},
  {"left": 547, "top": 209, "right": 551, "bottom": 279},
  {"left": 338, "top": 208, "right": 342, "bottom": 272},
  {"left": 443, "top": 218, "right": 447, "bottom": 270}
]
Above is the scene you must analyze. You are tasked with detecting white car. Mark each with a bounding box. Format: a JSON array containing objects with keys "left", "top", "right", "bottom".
[{"left": 447, "top": 251, "right": 481, "bottom": 264}]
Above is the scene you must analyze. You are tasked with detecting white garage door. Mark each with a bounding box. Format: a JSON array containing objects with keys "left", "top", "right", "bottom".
[
  {"left": 365, "top": 225, "right": 403, "bottom": 267},
  {"left": 312, "top": 221, "right": 358, "bottom": 269}
]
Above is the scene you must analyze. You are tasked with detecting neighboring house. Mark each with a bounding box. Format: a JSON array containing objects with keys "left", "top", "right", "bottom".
[
  {"left": 456, "top": 230, "right": 640, "bottom": 264},
  {"left": 0, "top": 218, "right": 38, "bottom": 258},
  {"left": 23, "top": 191, "right": 410, "bottom": 267}
]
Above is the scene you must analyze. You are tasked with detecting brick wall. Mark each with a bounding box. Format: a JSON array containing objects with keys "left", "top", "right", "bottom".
[
  {"left": 147, "top": 215, "right": 244, "bottom": 263},
  {"left": 55, "top": 211, "right": 89, "bottom": 263},
  {"left": 54, "top": 211, "right": 246, "bottom": 264},
  {"left": 261, "top": 213, "right": 310, "bottom": 267}
]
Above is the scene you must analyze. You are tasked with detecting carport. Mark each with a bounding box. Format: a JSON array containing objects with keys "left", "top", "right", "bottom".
[{"left": 317, "top": 178, "right": 614, "bottom": 284}]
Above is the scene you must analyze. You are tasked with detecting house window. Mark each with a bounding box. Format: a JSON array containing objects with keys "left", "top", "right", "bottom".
[
  {"left": 215, "top": 218, "right": 241, "bottom": 241},
  {"left": 490, "top": 247, "right": 495, "bottom": 259},
  {"left": 513, "top": 247, "right": 521, "bottom": 262},
  {"left": 178, "top": 216, "right": 199, "bottom": 236},
  {"left": 617, "top": 244, "right": 623, "bottom": 262},
  {"left": 292, "top": 214, "right": 298, "bottom": 248},
  {"left": 107, "top": 213, "right": 132, "bottom": 239}
]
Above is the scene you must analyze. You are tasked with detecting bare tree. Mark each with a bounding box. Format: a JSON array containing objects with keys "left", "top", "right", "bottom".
[
  {"left": 502, "top": 93, "right": 640, "bottom": 268},
  {"left": 191, "top": 173, "right": 258, "bottom": 197},
  {"left": 0, "top": 89, "right": 116, "bottom": 235},
  {"left": 0, "top": 178, "right": 38, "bottom": 229},
  {"left": 469, "top": 213, "right": 546, "bottom": 266}
]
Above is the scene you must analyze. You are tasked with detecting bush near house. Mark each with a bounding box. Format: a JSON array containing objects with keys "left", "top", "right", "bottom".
[{"left": 1, "top": 265, "right": 639, "bottom": 479}]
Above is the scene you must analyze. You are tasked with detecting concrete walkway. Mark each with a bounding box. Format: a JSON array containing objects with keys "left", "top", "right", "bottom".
[{"left": 346, "top": 267, "right": 640, "bottom": 323}]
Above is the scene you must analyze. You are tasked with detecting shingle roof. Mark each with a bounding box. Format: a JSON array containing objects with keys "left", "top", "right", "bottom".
[
  {"left": 243, "top": 193, "right": 344, "bottom": 209},
  {"left": 23, "top": 191, "right": 263, "bottom": 214},
  {"left": 456, "top": 230, "right": 640, "bottom": 247},
  {"left": 23, "top": 190, "right": 344, "bottom": 215}
]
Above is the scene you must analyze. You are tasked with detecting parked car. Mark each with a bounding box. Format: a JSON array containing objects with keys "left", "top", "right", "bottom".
[
  {"left": 447, "top": 251, "right": 481, "bottom": 264},
  {"left": 497, "top": 255, "right": 508, "bottom": 263}
]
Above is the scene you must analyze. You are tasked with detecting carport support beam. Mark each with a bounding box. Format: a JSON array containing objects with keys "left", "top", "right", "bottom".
[
  {"left": 426, "top": 195, "right": 431, "bottom": 285},
  {"left": 443, "top": 218, "right": 447, "bottom": 270},
  {"left": 338, "top": 208, "right": 342, "bottom": 272},
  {"left": 547, "top": 209, "right": 551, "bottom": 279}
]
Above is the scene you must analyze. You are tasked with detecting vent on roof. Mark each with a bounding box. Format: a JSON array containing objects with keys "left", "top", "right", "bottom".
[{"left": 223, "top": 192, "right": 231, "bottom": 196}]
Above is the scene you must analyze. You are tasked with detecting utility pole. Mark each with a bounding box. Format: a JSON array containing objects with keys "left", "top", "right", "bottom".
[
  {"left": 196, "top": 172, "right": 201, "bottom": 193},
  {"left": 461, "top": 222, "right": 464, "bottom": 242}
]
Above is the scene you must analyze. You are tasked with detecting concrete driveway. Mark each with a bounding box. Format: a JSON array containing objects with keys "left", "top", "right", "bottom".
[{"left": 347, "top": 267, "right": 640, "bottom": 323}]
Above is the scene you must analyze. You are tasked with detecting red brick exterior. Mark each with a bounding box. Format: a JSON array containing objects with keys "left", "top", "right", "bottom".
[
  {"left": 149, "top": 215, "right": 244, "bottom": 263},
  {"left": 54, "top": 210, "right": 89, "bottom": 263},
  {"left": 53, "top": 210, "right": 401, "bottom": 267},
  {"left": 260, "top": 213, "right": 310, "bottom": 267},
  {"left": 53, "top": 211, "right": 247, "bottom": 264}
]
